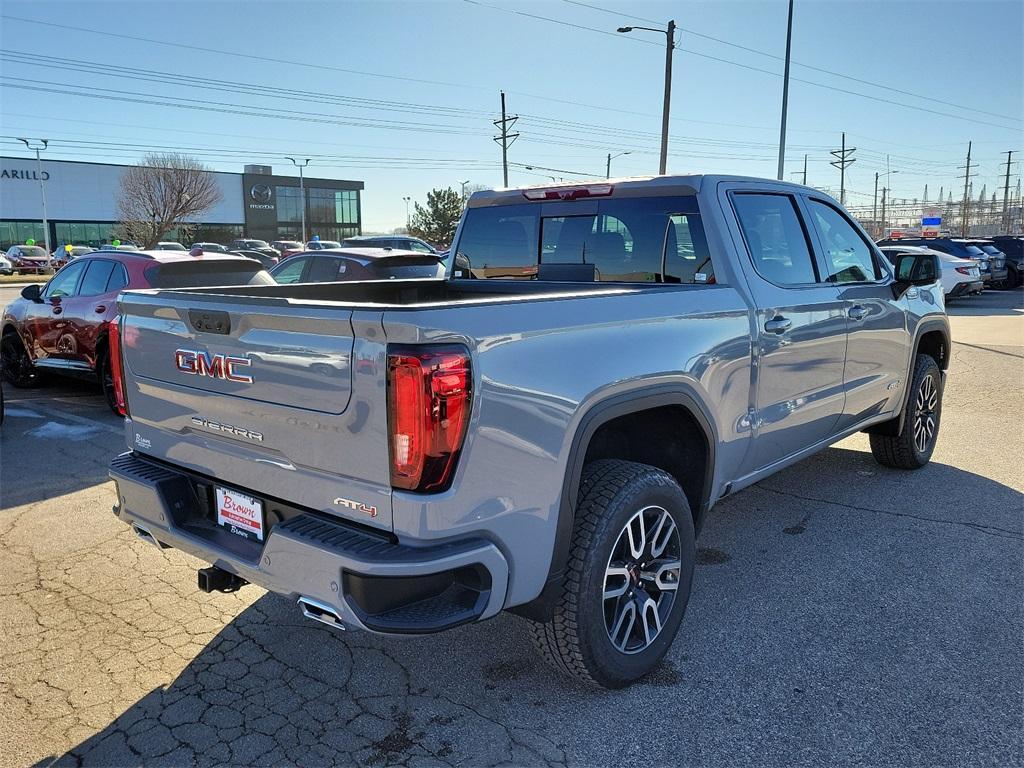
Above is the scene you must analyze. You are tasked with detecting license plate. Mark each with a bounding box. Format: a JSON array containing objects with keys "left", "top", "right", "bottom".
[{"left": 215, "top": 486, "right": 264, "bottom": 541}]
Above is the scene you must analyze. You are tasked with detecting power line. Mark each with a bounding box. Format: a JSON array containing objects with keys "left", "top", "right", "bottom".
[
  {"left": 461, "top": 1, "right": 1020, "bottom": 130},
  {"left": 560, "top": 0, "right": 1020, "bottom": 123}
]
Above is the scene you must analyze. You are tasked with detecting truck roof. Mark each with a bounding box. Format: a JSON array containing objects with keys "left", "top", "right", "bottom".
[{"left": 468, "top": 174, "right": 823, "bottom": 207}]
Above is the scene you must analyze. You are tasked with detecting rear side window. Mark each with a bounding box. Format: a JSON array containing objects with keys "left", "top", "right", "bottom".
[
  {"left": 79, "top": 259, "right": 117, "bottom": 296},
  {"left": 308, "top": 256, "right": 349, "bottom": 282},
  {"left": 732, "top": 193, "right": 817, "bottom": 285},
  {"left": 807, "top": 200, "right": 881, "bottom": 283},
  {"left": 453, "top": 196, "right": 713, "bottom": 283},
  {"left": 106, "top": 263, "right": 129, "bottom": 292}
]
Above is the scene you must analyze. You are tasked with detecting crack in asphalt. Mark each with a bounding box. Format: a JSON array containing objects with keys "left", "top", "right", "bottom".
[
  {"left": 2, "top": 498, "right": 570, "bottom": 768},
  {"left": 755, "top": 484, "right": 1023, "bottom": 541}
]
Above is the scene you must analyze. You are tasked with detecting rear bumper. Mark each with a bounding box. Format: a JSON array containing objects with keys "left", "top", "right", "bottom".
[
  {"left": 109, "top": 452, "right": 509, "bottom": 634},
  {"left": 947, "top": 280, "right": 984, "bottom": 297}
]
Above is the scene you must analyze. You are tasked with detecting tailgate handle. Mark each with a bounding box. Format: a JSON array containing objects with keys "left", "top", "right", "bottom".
[{"left": 189, "top": 309, "right": 231, "bottom": 335}]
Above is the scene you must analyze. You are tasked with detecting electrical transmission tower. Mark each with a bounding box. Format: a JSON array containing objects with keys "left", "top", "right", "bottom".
[
  {"left": 1001, "top": 150, "right": 1016, "bottom": 231},
  {"left": 493, "top": 91, "right": 519, "bottom": 188},
  {"left": 957, "top": 141, "right": 976, "bottom": 236},
  {"left": 829, "top": 132, "right": 856, "bottom": 206}
]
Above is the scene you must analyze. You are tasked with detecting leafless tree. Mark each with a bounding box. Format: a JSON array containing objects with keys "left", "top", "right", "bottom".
[{"left": 117, "top": 153, "right": 222, "bottom": 248}]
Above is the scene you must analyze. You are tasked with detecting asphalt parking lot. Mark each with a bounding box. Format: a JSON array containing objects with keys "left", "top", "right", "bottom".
[{"left": 2, "top": 290, "right": 1021, "bottom": 768}]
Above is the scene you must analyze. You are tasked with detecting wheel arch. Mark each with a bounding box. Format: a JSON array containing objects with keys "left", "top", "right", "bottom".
[
  {"left": 867, "top": 317, "right": 950, "bottom": 437},
  {"left": 512, "top": 384, "right": 717, "bottom": 621}
]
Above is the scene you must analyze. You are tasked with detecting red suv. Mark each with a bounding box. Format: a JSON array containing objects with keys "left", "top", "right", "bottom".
[{"left": 1, "top": 250, "right": 274, "bottom": 412}]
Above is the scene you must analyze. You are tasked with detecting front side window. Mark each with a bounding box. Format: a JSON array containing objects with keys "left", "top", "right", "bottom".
[
  {"left": 79, "top": 259, "right": 117, "bottom": 296},
  {"left": 272, "top": 257, "right": 309, "bottom": 284},
  {"left": 43, "top": 260, "right": 87, "bottom": 298},
  {"left": 732, "top": 193, "right": 817, "bottom": 285},
  {"left": 807, "top": 200, "right": 881, "bottom": 283}
]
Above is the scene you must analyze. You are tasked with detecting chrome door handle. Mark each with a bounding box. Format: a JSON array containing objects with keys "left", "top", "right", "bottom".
[
  {"left": 849, "top": 305, "right": 869, "bottom": 321},
  {"left": 764, "top": 316, "right": 792, "bottom": 334}
]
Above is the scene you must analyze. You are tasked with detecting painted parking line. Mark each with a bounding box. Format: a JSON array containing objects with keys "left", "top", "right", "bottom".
[{"left": 5, "top": 400, "right": 123, "bottom": 436}]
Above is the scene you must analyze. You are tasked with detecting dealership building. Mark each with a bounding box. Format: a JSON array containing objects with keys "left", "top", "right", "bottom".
[{"left": 0, "top": 157, "right": 364, "bottom": 250}]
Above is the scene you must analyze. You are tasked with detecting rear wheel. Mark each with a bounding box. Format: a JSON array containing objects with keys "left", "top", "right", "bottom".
[
  {"left": 1, "top": 331, "right": 41, "bottom": 388},
  {"left": 527, "top": 459, "right": 696, "bottom": 688},
  {"left": 870, "top": 354, "right": 942, "bottom": 469}
]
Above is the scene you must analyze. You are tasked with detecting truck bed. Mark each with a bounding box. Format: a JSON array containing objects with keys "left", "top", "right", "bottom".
[{"left": 131, "top": 278, "right": 647, "bottom": 309}]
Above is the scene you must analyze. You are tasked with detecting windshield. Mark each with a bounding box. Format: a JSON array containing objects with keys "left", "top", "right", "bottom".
[
  {"left": 245, "top": 240, "right": 269, "bottom": 248},
  {"left": 16, "top": 246, "right": 47, "bottom": 258},
  {"left": 978, "top": 245, "right": 1001, "bottom": 255},
  {"left": 451, "top": 196, "right": 714, "bottom": 283},
  {"left": 963, "top": 245, "right": 985, "bottom": 257}
]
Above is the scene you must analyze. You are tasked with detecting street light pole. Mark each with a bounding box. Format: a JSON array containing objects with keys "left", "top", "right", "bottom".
[
  {"left": 285, "top": 157, "right": 310, "bottom": 243},
  {"left": 606, "top": 151, "right": 631, "bottom": 179},
  {"left": 776, "top": 0, "right": 794, "bottom": 180},
  {"left": 402, "top": 197, "right": 411, "bottom": 229},
  {"left": 617, "top": 21, "right": 675, "bottom": 175},
  {"left": 460, "top": 180, "right": 470, "bottom": 202},
  {"left": 18, "top": 138, "right": 51, "bottom": 262}
]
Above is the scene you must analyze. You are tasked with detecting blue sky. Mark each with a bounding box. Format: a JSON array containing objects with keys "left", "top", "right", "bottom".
[{"left": 2, "top": 0, "right": 1021, "bottom": 231}]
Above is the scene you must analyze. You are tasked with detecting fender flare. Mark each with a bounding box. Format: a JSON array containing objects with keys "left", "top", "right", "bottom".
[
  {"left": 513, "top": 383, "right": 718, "bottom": 620},
  {"left": 871, "top": 317, "right": 950, "bottom": 437}
]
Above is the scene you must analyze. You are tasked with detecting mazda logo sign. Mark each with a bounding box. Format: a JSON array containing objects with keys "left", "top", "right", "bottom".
[{"left": 250, "top": 184, "right": 273, "bottom": 204}]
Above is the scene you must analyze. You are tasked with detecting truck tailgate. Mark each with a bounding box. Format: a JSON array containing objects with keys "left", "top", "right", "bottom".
[{"left": 118, "top": 290, "right": 393, "bottom": 530}]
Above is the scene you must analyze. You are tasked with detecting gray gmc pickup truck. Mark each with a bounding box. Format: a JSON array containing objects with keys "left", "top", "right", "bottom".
[{"left": 109, "top": 175, "right": 948, "bottom": 688}]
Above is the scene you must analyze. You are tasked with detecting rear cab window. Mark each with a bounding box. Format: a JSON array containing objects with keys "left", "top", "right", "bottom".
[{"left": 452, "top": 195, "right": 715, "bottom": 284}]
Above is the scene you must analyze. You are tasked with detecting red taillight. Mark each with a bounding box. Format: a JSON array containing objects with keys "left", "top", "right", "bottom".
[
  {"left": 108, "top": 318, "right": 128, "bottom": 417},
  {"left": 387, "top": 346, "right": 471, "bottom": 492},
  {"left": 955, "top": 266, "right": 973, "bottom": 275},
  {"left": 522, "top": 184, "right": 614, "bottom": 201}
]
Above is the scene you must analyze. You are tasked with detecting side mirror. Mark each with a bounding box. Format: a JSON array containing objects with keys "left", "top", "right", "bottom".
[
  {"left": 20, "top": 284, "right": 42, "bottom": 302},
  {"left": 892, "top": 252, "right": 939, "bottom": 299}
]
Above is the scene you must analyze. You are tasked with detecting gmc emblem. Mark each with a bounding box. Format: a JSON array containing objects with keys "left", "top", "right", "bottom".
[{"left": 175, "top": 349, "right": 253, "bottom": 383}]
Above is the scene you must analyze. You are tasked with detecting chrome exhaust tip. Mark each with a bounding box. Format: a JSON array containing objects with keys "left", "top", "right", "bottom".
[
  {"left": 131, "top": 522, "right": 164, "bottom": 550},
  {"left": 297, "top": 596, "right": 347, "bottom": 631}
]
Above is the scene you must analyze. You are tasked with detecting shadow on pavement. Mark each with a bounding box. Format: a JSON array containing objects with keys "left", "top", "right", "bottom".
[
  {"left": 36, "top": 444, "right": 1023, "bottom": 767},
  {"left": 1, "top": 377, "right": 123, "bottom": 509},
  {"left": 945, "top": 286, "right": 1023, "bottom": 317}
]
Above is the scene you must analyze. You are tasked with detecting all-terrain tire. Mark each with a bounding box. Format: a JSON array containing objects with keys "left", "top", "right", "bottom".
[
  {"left": 870, "top": 354, "right": 942, "bottom": 469},
  {"left": 527, "top": 459, "right": 696, "bottom": 688}
]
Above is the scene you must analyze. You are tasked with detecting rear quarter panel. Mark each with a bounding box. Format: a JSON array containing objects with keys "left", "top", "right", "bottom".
[{"left": 383, "top": 286, "right": 753, "bottom": 605}]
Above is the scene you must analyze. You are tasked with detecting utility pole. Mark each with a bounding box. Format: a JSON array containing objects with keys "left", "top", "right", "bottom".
[
  {"left": 958, "top": 141, "right": 974, "bottom": 236},
  {"left": 873, "top": 172, "right": 879, "bottom": 238},
  {"left": 829, "top": 132, "right": 856, "bottom": 206},
  {"left": 1001, "top": 150, "right": 1015, "bottom": 231},
  {"left": 17, "top": 138, "right": 50, "bottom": 261},
  {"left": 801, "top": 153, "right": 807, "bottom": 185},
  {"left": 492, "top": 91, "right": 519, "bottom": 187},
  {"left": 285, "top": 157, "right": 310, "bottom": 243},
  {"left": 880, "top": 186, "right": 887, "bottom": 238},
  {"left": 606, "top": 151, "right": 631, "bottom": 179},
  {"left": 616, "top": 20, "right": 675, "bottom": 175},
  {"left": 776, "top": 0, "right": 795, "bottom": 180}
]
